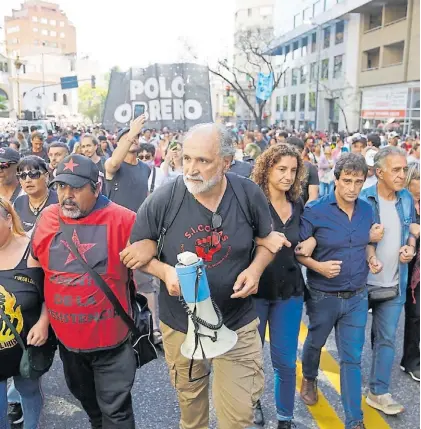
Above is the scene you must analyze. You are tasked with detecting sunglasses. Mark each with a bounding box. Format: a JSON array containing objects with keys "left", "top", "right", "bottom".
[
  {"left": 17, "top": 170, "right": 43, "bottom": 180},
  {"left": 139, "top": 155, "right": 153, "bottom": 161},
  {"left": 0, "top": 162, "right": 14, "bottom": 170},
  {"left": 210, "top": 212, "right": 223, "bottom": 247}
]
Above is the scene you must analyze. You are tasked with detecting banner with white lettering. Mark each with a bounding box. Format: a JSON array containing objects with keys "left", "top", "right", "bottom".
[{"left": 102, "top": 63, "right": 213, "bottom": 130}]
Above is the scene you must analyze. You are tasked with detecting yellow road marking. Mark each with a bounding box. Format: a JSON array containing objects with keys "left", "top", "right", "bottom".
[
  {"left": 265, "top": 328, "right": 343, "bottom": 428},
  {"left": 298, "top": 322, "right": 390, "bottom": 429}
]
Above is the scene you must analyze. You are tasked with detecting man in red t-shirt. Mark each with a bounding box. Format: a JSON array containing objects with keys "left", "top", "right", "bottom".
[{"left": 31, "top": 154, "right": 143, "bottom": 429}]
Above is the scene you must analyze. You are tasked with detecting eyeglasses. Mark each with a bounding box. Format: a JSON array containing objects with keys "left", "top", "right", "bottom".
[
  {"left": 17, "top": 170, "right": 43, "bottom": 180},
  {"left": 138, "top": 155, "right": 153, "bottom": 161},
  {"left": 211, "top": 212, "right": 223, "bottom": 247},
  {"left": 0, "top": 162, "right": 13, "bottom": 170}
]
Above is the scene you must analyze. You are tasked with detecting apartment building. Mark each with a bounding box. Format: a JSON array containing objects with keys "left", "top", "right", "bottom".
[
  {"left": 270, "top": 0, "right": 419, "bottom": 133},
  {"left": 4, "top": 0, "right": 77, "bottom": 58},
  {"left": 354, "top": 0, "right": 420, "bottom": 134},
  {"left": 270, "top": 0, "right": 363, "bottom": 132},
  {"left": 0, "top": 55, "right": 11, "bottom": 118}
]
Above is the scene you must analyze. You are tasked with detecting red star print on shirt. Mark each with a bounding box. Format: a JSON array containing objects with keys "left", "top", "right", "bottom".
[
  {"left": 63, "top": 158, "right": 79, "bottom": 172},
  {"left": 60, "top": 229, "right": 96, "bottom": 265}
]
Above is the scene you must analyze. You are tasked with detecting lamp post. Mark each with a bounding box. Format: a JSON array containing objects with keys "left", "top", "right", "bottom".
[{"left": 14, "top": 56, "right": 23, "bottom": 119}]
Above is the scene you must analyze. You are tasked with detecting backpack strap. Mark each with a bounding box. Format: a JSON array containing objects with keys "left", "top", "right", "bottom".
[
  {"left": 157, "top": 176, "right": 186, "bottom": 260},
  {"left": 226, "top": 172, "right": 255, "bottom": 231},
  {"left": 149, "top": 166, "right": 157, "bottom": 194}
]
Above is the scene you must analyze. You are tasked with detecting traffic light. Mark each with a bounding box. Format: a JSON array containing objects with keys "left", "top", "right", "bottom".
[
  {"left": 91, "top": 75, "right": 96, "bottom": 89},
  {"left": 225, "top": 84, "right": 231, "bottom": 97}
]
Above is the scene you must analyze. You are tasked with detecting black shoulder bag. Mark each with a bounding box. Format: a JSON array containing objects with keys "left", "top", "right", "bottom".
[
  {"left": 59, "top": 218, "right": 157, "bottom": 368},
  {"left": 0, "top": 306, "right": 56, "bottom": 380}
]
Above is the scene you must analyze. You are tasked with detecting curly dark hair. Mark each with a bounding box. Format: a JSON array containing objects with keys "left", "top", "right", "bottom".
[{"left": 251, "top": 144, "right": 306, "bottom": 201}]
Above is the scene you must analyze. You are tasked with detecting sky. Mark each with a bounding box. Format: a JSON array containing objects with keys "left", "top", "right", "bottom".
[{"left": 0, "top": 0, "right": 236, "bottom": 72}]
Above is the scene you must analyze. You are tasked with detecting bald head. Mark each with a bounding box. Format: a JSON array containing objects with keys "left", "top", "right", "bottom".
[{"left": 184, "top": 123, "right": 236, "bottom": 158}]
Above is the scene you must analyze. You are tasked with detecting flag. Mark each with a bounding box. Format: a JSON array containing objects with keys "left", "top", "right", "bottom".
[{"left": 256, "top": 72, "right": 274, "bottom": 102}]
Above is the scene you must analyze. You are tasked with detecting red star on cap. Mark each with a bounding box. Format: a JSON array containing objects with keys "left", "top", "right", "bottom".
[
  {"left": 60, "top": 229, "right": 96, "bottom": 265},
  {"left": 63, "top": 158, "right": 79, "bottom": 172}
]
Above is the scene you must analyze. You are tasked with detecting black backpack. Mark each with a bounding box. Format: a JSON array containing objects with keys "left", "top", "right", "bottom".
[{"left": 157, "top": 172, "right": 256, "bottom": 260}]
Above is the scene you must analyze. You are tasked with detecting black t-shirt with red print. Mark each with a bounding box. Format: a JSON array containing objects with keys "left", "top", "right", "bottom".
[{"left": 131, "top": 177, "right": 272, "bottom": 333}]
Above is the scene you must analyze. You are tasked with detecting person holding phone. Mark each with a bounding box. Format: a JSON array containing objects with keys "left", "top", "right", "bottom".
[
  {"left": 104, "top": 115, "right": 150, "bottom": 213},
  {"left": 160, "top": 141, "right": 183, "bottom": 182}
]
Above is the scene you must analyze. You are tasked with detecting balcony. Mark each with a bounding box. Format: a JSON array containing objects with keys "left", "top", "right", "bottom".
[
  {"left": 362, "top": 47, "right": 380, "bottom": 71},
  {"left": 383, "top": 41, "right": 404, "bottom": 67},
  {"left": 361, "top": 17, "right": 408, "bottom": 51}
]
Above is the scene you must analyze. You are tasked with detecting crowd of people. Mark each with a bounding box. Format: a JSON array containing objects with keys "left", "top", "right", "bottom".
[{"left": 0, "top": 117, "right": 419, "bottom": 429}]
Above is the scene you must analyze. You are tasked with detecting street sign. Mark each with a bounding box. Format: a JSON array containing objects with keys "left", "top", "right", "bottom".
[{"left": 60, "top": 76, "right": 78, "bottom": 90}]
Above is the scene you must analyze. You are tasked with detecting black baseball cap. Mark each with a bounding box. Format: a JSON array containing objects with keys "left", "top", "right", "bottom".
[
  {"left": 98, "top": 135, "right": 107, "bottom": 141},
  {"left": 49, "top": 154, "right": 99, "bottom": 188},
  {"left": 0, "top": 147, "right": 20, "bottom": 164}
]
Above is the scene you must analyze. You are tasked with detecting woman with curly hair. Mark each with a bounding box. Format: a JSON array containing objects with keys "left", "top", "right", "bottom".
[{"left": 251, "top": 144, "right": 310, "bottom": 429}]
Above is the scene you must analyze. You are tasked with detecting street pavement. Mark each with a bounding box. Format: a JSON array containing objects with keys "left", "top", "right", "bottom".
[{"left": 19, "top": 310, "right": 419, "bottom": 429}]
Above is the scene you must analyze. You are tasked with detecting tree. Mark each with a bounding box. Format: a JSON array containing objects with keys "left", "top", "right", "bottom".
[
  {"left": 227, "top": 96, "right": 236, "bottom": 115},
  {"left": 78, "top": 84, "right": 108, "bottom": 123},
  {"left": 0, "top": 96, "right": 7, "bottom": 112},
  {"left": 183, "top": 29, "right": 287, "bottom": 128}
]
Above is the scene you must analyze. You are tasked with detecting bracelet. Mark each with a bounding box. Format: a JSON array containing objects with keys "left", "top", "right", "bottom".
[{"left": 367, "top": 255, "right": 375, "bottom": 264}]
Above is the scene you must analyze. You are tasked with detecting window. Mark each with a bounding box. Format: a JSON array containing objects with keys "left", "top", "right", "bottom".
[
  {"left": 303, "top": 7, "right": 312, "bottom": 21},
  {"left": 363, "top": 47, "right": 380, "bottom": 70},
  {"left": 292, "top": 68, "right": 299, "bottom": 85},
  {"left": 335, "top": 20, "right": 344, "bottom": 44},
  {"left": 276, "top": 96, "right": 281, "bottom": 112},
  {"left": 311, "top": 33, "right": 317, "bottom": 53},
  {"left": 50, "top": 31, "right": 56, "bottom": 37},
  {"left": 40, "top": 18, "right": 48, "bottom": 24},
  {"left": 60, "top": 21, "right": 65, "bottom": 27},
  {"left": 63, "top": 94, "right": 68, "bottom": 105},
  {"left": 41, "top": 29, "right": 48, "bottom": 36},
  {"left": 292, "top": 41, "right": 300, "bottom": 59},
  {"left": 4, "top": 63, "right": 7, "bottom": 73},
  {"left": 283, "top": 70, "right": 288, "bottom": 87},
  {"left": 7, "top": 26, "right": 20, "bottom": 34},
  {"left": 309, "top": 92, "right": 316, "bottom": 111},
  {"left": 302, "top": 37, "right": 308, "bottom": 56},
  {"left": 291, "top": 94, "right": 297, "bottom": 112},
  {"left": 383, "top": 41, "right": 404, "bottom": 67},
  {"left": 60, "top": 32, "right": 65, "bottom": 38},
  {"left": 22, "top": 65, "right": 26, "bottom": 74},
  {"left": 300, "top": 65, "right": 307, "bottom": 84},
  {"left": 0, "top": 63, "right": 3, "bottom": 72},
  {"left": 313, "top": 0, "right": 322, "bottom": 16},
  {"left": 333, "top": 55, "right": 343, "bottom": 78},
  {"left": 32, "top": 16, "right": 38, "bottom": 22},
  {"left": 247, "top": 8, "right": 252, "bottom": 17},
  {"left": 310, "top": 62, "right": 317, "bottom": 82},
  {"left": 321, "top": 58, "right": 329, "bottom": 79},
  {"left": 53, "top": 93, "right": 57, "bottom": 102},
  {"left": 285, "top": 45, "right": 291, "bottom": 62},
  {"left": 323, "top": 27, "right": 331, "bottom": 48},
  {"left": 366, "top": 10, "right": 382, "bottom": 31},
  {"left": 294, "top": 13, "right": 302, "bottom": 28},
  {"left": 10, "top": 38, "right": 19, "bottom": 45},
  {"left": 299, "top": 94, "right": 306, "bottom": 111},
  {"left": 50, "top": 19, "right": 56, "bottom": 26},
  {"left": 32, "top": 27, "right": 38, "bottom": 33},
  {"left": 283, "top": 95, "right": 288, "bottom": 111}
]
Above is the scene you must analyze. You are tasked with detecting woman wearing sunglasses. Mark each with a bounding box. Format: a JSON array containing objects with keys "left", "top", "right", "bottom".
[
  {"left": 251, "top": 144, "right": 314, "bottom": 429},
  {"left": 0, "top": 198, "right": 49, "bottom": 429},
  {"left": 14, "top": 156, "right": 58, "bottom": 233}
]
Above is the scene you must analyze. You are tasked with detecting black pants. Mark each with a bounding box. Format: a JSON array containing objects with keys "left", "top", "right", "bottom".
[
  {"left": 401, "top": 281, "right": 420, "bottom": 371},
  {"left": 59, "top": 341, "right": 137, "bottom": 429}
]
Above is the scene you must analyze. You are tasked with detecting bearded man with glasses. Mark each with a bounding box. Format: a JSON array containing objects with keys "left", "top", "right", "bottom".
[
  {"left": 124, "top": 123, "right": 290, "bottom": 429},
  {"left": 0, "top": 147, "right": 24, "bottom": 203}
]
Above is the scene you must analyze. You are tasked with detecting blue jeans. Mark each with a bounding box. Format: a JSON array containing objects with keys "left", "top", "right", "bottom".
[
  {"left": 7, "top": 381, "right": 20, "bottom": 404},
  {"left": 302, "top": 288, "right": 368, "bottom": 429},
  {"left": 370, "top": 296, "right": 404, "bottom": 395},
  {"left": 254, "top": 295, "right": 303, "bottom": 421},
  {"left": 319, "top": 182, "right": 334, "bottom": 197},
  {"left": 0, "top": 377, "right": 43, "bottom": 429}
]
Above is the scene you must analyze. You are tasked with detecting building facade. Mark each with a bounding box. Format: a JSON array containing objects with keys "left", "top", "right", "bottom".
[
  {"left": 270, "top": 0, "right": 419, "bottom": 133},
  {"left": 4, "top": 0, "right": 77, "bottom": 58},
  {"left": 355, "top": 0, "right": 420, "bottom": 134}
]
